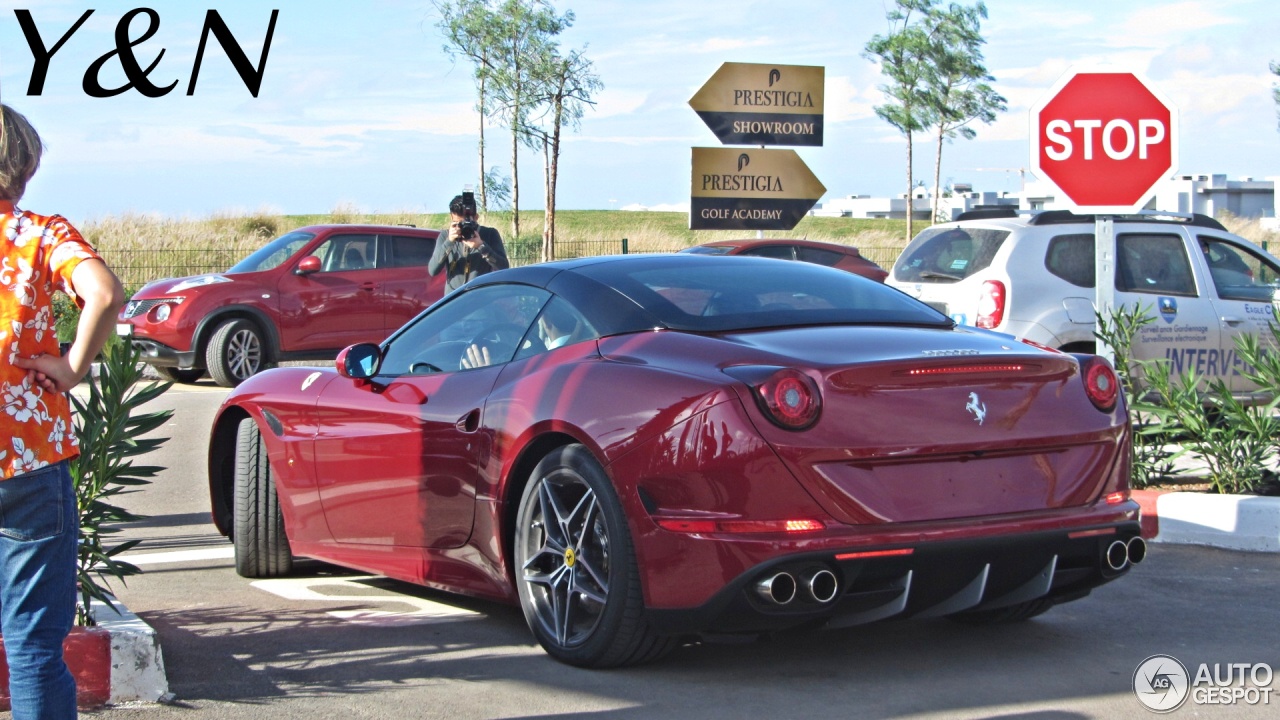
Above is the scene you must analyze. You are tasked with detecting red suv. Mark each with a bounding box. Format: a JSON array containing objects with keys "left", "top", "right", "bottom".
[{"left": 117, "top": 224, "right": 445, "bottom": 387}]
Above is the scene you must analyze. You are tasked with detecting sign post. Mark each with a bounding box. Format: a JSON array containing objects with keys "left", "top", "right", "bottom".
[
  {"left": 689, "top": 63, "right": 826, "bottom": 232},
  {"left": 1029, "top": 69, "right": 1178, "bottom": 361}
]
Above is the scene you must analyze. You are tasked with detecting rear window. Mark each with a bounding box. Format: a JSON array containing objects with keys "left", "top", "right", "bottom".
[
  {"left": 893, "top": 226, "right": 1010, "bottom": 283},
  {"left": 386, "top": 235, "right": 436, "bottom": 268},
  {"left": 679, "top": 245, "right": 734, "bottom": 255},
  {"left": 795, "top": 246, "right": 844, "bottom": 267},
  {"left": 1045, "top": 233, "right": 1095, "bottom": 288},
  {"left": 1117, "top": 233, "right": 1197, "bottom": 296},
  {"left": 580, "top": 257, "right": 950, "bottom": 332}
]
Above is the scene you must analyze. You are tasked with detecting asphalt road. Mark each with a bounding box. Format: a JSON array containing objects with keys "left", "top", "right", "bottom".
[{"left": 75, "top": 378, "right": 1280, "bottom": 719}]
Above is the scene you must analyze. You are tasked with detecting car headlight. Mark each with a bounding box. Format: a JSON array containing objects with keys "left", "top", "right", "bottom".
[{"left": 144, "top": 298, "right": 184, "bottom": 323}]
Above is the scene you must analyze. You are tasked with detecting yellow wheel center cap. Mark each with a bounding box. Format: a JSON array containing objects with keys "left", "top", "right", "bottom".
[{"left": 564, "top": 548, "right": 577, "bottom": 568}]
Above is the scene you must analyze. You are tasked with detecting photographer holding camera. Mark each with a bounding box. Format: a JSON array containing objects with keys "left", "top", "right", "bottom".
[{"left": 428, "top": 192, "right": 509, "bottom": 293}]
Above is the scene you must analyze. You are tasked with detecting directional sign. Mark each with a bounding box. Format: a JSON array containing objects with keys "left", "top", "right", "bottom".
[
  {"left": 689, "top": 63, "right": 824, "bottom": 146},
  {"left": 1030, "top": 70, "right": 1178, "bottom": 213},
  {"left": 690, "top": 147, "right": 826, "bottom": 230}
]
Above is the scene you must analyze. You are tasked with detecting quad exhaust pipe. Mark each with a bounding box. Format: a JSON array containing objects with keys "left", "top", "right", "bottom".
[
  {"left": 805, "top": 569, "right": 839, "bottom": 603},
  {"left": 756, "top": 569, "right": 840, "bottom": 606},
  {"left": 1105, "top": 536, "right": 1148, "bottom": 572},
  {"left": 1127, "top": 536, "right": 1147, "bottom": 564},
  {"left": 756, "top": 572, "right": 797, "bottom": 605},
  {"left": 1106, "top": 539, "right": 1129, "bottom": 571}
]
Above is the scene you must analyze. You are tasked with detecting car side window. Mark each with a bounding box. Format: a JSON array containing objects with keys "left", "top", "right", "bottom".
[
  {"left": 386, "top": 235, "right": 436, "bottom": 268},
  {"left": 1116, "top": 233, "right": 1197, "bottom": 296},
  {"left": 514, "top": 297, "right": 599, "bottom": 361},
  {"left": 795, "top": 246, "right": 843, "bottom": 267},
  {"left": 1199, "top": 235, "right": 1280, "bottom": 302},
  {"left": 314, "top": 234, "right": 377, "bottom": 272},
  {"left": 379, "top": 284, "right": 550, "bottom": 376},
  {"left": 742, "top": 245, "right": 795, "bottom": 261},
  {"left": 1044, "top": 233, "right": 1095, "bottom": 288}
]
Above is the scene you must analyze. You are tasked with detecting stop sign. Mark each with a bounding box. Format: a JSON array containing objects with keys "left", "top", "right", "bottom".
[{"left": 1030, "top": 71, "right": 1178, "bottom": 212}]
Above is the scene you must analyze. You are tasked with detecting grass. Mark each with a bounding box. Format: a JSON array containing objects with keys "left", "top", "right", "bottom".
[
  {"left": 85, "top": 207, "right": 918, "bottom": 291},
  {"left": 84, "top": 205, "right": 1280, "bottom": 295}
]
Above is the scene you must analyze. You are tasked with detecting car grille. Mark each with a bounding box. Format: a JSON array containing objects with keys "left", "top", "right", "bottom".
[{"left": 123, "top": 299, "right": 177, "bottom": 319}]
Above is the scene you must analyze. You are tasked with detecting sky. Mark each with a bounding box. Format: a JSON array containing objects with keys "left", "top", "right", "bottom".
[{"left": 0, "top": 0, "right": 1278, "bottom": 224}]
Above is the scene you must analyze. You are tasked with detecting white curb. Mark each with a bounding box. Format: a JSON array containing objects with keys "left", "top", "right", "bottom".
[
  {"left": 1149, "top": 492, "right": 1280, "bottom": 552},
  {"left": 90, "top": 597, "right": 170, "bottom": 705}
]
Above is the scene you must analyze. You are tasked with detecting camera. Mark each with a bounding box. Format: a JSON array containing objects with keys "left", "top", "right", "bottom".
[{"left": 456, "top": 219, "right": 479, "bottom": 239}]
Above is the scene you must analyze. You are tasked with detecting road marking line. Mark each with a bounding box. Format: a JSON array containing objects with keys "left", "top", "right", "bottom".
[
  {"left": 119, "top": 547, "right": 235, "bottom": 565},
  {"left": 251, "top": 576, "right": 481, "bottom": 625}
]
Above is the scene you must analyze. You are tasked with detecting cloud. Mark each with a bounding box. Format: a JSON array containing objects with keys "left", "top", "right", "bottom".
[
  {"left": 1118, "top": 1, "right": 1239, "bottom": 48},
  {"left": 593, "top": 89, "right": 649, "bottom": 118},
  {"left": 825, "top": 75, "right": 878, "bottom": 123},
  {"left": 692, "top": 37, "right": 775, "bottom": 54}
]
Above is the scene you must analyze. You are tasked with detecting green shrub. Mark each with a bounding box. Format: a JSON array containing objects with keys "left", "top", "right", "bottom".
[
  {"left": 1101, "top": 304, "right": 1280, "bottom": 494},
  {"left": 71, "top": 337, "right": 172, "bottom": 625},
  {"left": 1095, "top": 304, "right": 1185, "bottom": 488}
]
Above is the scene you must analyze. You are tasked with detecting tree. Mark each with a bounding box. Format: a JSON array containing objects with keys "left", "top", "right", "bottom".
[
  {"left": 485, "top": 0, "right": 572, "bottom": 243},
  {"left": 436, "top": 0, "right": 500, "bottom": 211},
  {"left": 865, "top": 0, "right": 943, "bottom": 244},
  {"left": 1271, "top": 61, "right": 1280, "bottom": 132},
  {"left": 527, "top": 47, "right": 601, "bottom": 261},
  {"left": 923, "top": 2, "right": 1005, "bottom": 223}
]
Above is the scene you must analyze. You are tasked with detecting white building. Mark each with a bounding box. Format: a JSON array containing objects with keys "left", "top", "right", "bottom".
[{"left": 814, "top": 174, "right": 1278, "bottom": 224}]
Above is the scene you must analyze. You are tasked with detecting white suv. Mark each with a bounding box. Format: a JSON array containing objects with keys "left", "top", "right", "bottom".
[{"left": 887, "top": 209, "right": 1280, "bottom": 395}]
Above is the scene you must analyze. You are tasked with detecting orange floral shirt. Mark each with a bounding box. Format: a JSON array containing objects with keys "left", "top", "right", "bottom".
[{"left": 1, "top": 205, "right": 101, "bottom": 480}]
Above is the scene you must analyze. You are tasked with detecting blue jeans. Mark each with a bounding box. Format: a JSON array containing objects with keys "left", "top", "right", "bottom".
[{"left": 0, "top": 461, "right": 78, "bottom": 719}]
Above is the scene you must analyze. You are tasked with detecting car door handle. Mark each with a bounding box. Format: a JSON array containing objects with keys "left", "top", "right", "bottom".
[
  {"left": 360, "top": 282, "right": 377, "bottom": 292},
  {"left": 1221, "top": 316, "right": 1244, "bottom": 327},
  {"left": 455, "top": 409, "right": 480, "bottom": 433}
]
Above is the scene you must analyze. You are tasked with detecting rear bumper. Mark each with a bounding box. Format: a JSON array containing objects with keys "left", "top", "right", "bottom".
[{"left": 640, "top": 504, "right": 1141, "bottom": 636}]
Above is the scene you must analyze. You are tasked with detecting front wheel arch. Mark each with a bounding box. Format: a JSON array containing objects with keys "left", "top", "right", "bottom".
[
  {"left": 192, "top": 306, "right": 282, "bottom": 368},
  {"left": 208, "top": 407, "right": 250, "bottom": 537}
]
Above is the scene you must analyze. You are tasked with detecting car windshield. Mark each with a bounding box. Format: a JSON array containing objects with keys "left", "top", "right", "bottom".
[
  {"left": 227, "top": 231, "right": 316, "bottom": 273},
  {"left": 679, "top": 246, "right": 734, "bottom": 255},
  {"left": 580, "top": 257, "right": 950, "bottom": 332},
  {"left": 894, "top": 226, "right": 1010, "bottom": 283}
]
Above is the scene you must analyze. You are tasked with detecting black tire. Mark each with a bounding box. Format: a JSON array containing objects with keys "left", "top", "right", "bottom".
[
  {"left": 514, "top": 445, "right": 676, "bottom": 668},
  {"left": 155, "top": 366, "right": 204, "bottom": 384},
  {"left": 207, "top": 319, "right": 269, "bottom": 387},
  {"left": 233, "top": 418, "right": 293, "bottom": 578},
  {"left": 946, "top": 598, "right": 1054, "bottom": 625}
]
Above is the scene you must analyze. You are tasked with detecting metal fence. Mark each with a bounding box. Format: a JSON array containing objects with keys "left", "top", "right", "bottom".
[{"left": 100, "top": 242, "right": 904, "bottom": 290}]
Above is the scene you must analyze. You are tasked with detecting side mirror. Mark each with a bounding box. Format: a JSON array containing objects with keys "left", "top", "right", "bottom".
[
  {"left": 336, "top": 343, "right": 383, "bottom": 380},
  {"left": 295, "top": 256, "right": 322, "bottom": 275}
]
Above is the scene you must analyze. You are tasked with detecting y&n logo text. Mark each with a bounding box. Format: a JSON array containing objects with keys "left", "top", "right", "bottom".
[{"left": 13, "top": 8, "right": 279, "bottom": 98}]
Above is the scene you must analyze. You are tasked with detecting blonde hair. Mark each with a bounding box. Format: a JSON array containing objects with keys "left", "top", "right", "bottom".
[{"left": 0, "top": 105, "right": 44, "bottom": 201}]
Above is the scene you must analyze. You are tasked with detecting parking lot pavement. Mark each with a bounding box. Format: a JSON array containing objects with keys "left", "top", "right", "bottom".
[
  {"left": 79, "top": 374, "right": 1280, "bottom": 718},
  {"left": 93, "top": 541, "right": 1280, "bottom": 719}
]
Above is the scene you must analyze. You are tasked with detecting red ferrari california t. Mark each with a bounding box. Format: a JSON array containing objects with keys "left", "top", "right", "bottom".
[{"left": 207, "top": 254, "right": 1142, "bottom": 668}]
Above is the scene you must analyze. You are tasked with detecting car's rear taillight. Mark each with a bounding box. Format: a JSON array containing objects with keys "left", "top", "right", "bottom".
[
  {"left": 726, "top": 366, "right": 822, "bottom": 430},
  {"left": 975, "top": 280, "right": 1006, "bottom": 329},
  {"left": 1081, "top": 356, "right": 1120, "bottom": 412}
]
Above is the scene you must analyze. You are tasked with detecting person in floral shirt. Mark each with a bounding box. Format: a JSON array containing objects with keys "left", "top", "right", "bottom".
[{"left": 0, "top": 104, "right": 124, "bottom": 719}]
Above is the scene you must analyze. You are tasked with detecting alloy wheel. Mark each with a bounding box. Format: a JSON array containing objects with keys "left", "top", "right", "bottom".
[{"left": 519, "top": 468, "right": 612, "bottom": 647}]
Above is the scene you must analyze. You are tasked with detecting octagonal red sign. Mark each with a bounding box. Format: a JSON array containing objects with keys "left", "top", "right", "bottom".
[{"left": 1030, "top": 70, "right": 1178, "bottom": 213}]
